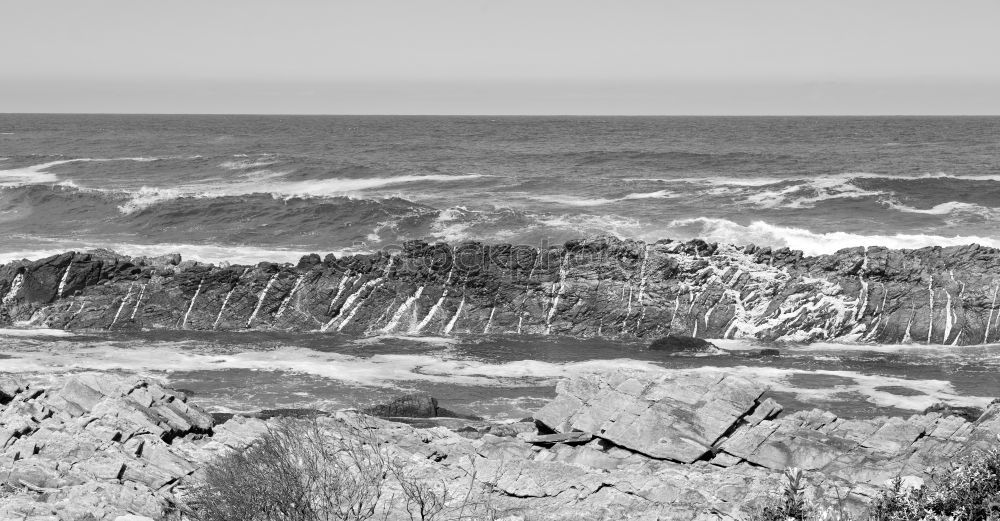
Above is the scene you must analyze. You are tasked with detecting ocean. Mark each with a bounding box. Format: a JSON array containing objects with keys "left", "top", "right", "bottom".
[{"left": 1, "top": 114, "right": 998, "bottom": 418}]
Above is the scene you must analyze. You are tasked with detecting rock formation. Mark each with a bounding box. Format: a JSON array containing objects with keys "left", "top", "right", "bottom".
[
  {"left": 4, "top": 237, "right": 1000, "bottom": 344},
  {"left": 0, "top": 373, "right": 269, "bottom": 520},
  {"left": 3, "top": 371, "right": 998, "bottom": 520}
]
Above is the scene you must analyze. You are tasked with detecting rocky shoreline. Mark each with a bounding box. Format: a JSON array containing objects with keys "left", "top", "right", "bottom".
[
  {"left": 4, "top": 237, "right": 1000, "bottom": 345},
  {"left": 2, "top": 371, "right": 997, "bottom": 520}
]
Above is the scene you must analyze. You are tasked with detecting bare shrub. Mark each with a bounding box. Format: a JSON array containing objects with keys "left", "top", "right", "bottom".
[
  {"left": 189, "top": 417, "right": 521, "bottom": 521},
  {"left": 189, "top": 416, "right": 393, "bottom": 521},
  {"left": 392, "top": 455, "right": 519, "bottom": 521}
]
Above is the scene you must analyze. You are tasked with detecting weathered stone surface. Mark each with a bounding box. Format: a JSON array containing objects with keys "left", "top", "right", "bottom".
[
  {"left": 6, "top": 238, "right": 1000, "bottom": 345},
  {"left": 1, "top": 371, "right": 996, "bottom": 520},
  {"left": 535, "top": 370, "right": 765, "bottom": 462},
  {"left": 0, "top": 373, "right": 266, "bottom": 521}
]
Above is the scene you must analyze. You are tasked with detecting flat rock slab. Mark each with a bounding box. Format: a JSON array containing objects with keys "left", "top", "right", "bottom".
[{"left": 534, "top": 370, "right": 766, "bottom": 463}]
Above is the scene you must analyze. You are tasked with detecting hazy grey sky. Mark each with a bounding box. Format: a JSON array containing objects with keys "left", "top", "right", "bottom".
[{"left": 3, "top": 0, "right": 999, "bottom": 114}]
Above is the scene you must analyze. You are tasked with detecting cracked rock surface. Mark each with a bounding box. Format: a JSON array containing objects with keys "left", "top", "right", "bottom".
[{"left": 3, "top": 370, "right": 998, "bottom": 520}]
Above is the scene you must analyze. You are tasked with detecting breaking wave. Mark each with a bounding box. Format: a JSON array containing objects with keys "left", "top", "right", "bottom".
[
  {"left": 526, "top": 189, "right": 675, "bottom": 207},
  {"left": 883, "top": 200, "right": 1000, "bottom": 219},
  {"left": 629, "top": 171, "right": 1000, "bottom": 209},
  {"left": 667, "top": 217, "right": 1000, "bottom": 255}
]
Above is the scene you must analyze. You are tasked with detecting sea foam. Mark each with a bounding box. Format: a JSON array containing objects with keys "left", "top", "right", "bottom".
[{"left": 0, "top": 342, "right": 989, "bottom": 411}]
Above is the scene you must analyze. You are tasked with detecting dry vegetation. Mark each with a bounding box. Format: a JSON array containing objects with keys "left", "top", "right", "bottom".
[
  {"left": 186, "top": 416, "right": 519, "bottom": 521},
  {"left": 750, "top": 449, "right": 1000, "bottom": 521}
]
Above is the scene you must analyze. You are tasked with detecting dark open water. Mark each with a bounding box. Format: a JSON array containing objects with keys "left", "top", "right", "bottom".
[{"left": 2, "top": 115, "right": 1000, "bottom": 262}]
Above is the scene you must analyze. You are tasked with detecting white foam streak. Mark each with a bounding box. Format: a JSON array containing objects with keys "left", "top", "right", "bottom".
[
  {"left": 112, "top": 172, "right": 485, "bottom": 214},
  {"left": 0, "top": 158, "right": 164, "bottom": 187},
  {"left": 218, "top": 158, "right": 278, "bottom": 170},
  {"left": 528, "top": 189, "right": 675, "bottom": 207}
]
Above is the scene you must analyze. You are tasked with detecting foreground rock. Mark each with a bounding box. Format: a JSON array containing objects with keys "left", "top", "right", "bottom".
[
  {"left": 0, "top": 374, "right": 269, "bottom": 520},
  {"left": 2, "top": 371, "right": 998, "bottom": 520},
  {"left": 5, "top": 237, "right": 1000, "bottom": 344}
]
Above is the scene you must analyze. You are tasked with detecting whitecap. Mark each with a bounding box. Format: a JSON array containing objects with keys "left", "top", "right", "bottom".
[
  {"left": 637, "top": 172, "right": 1000, "bottom": 210},
  {"left": 884, "top": 200, "right": 1000, "bottom": 219},
  {"left": 666, "top": 217, "right": 1000, "bottom": 256},
  {"left": 527, "top": 190, "right": 675, "bottom": 207},
  {"left": 218, "top": 157, "right": 278, "bottom": 170},
  {"left": 527, "top": 195, "right": 623, "bottom": 207},
  {"left": 114, "top": 172, "right": 487, "bottom": 214},
  {"left": 0, "top": 157, "right": 165, "bottom": 188}
]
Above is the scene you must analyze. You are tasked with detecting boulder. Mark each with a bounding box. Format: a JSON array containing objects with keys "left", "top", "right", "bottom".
[
  {"left": 363, "top": 393, "right": 481, "bottom": 420},
  {"left": 364, "top": 393, "right": 439, "bottom": 418},
  {"left": 648, "top": 335, "right": 719, "bottom": 354},
  {"left": 923, "top": 402, "right": 985, "bottom": 423}
]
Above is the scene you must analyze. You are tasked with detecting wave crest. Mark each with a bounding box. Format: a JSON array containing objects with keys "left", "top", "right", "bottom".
[{"left": 667, "top": 217, "right": 1000, "bottom": 255}]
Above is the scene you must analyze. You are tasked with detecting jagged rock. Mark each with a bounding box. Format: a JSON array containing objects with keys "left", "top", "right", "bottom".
[
  {"left": 0, "top": 373, "right": 266, "bottom": 520},
  {"left": 5, "top": 238, "right": 1000, "bottom": 344}
]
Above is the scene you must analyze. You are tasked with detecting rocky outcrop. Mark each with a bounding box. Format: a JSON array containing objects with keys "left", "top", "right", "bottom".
[
  {"left": 0, "top": 374, "right": 269, "bottom": 520},
  {"left": 535, "top": 370, "right": 1000, "bottom": 501},
  {"left": 2, "top": 372, "right": 998, "bottom": 520},
  {"left": 4, "top": 237, "right": 1000, "bottom": 344}
]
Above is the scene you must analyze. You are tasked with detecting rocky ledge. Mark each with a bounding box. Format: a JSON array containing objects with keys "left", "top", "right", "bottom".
[
  {"left": 4, "top": 237, "right": 1000, "bottom": 344},
  {"left": 2, "top": 371, "right": 998, "bottom": 520}
]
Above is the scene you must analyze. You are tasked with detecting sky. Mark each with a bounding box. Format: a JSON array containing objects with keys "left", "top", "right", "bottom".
[{"left": 2, "top": 0, "right": 999, "bottom": 115}]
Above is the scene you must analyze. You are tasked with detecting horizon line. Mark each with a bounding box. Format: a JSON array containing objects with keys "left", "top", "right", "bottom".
[{"left": 4, "top": 112, "right": 1000, "bottom": 118}]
